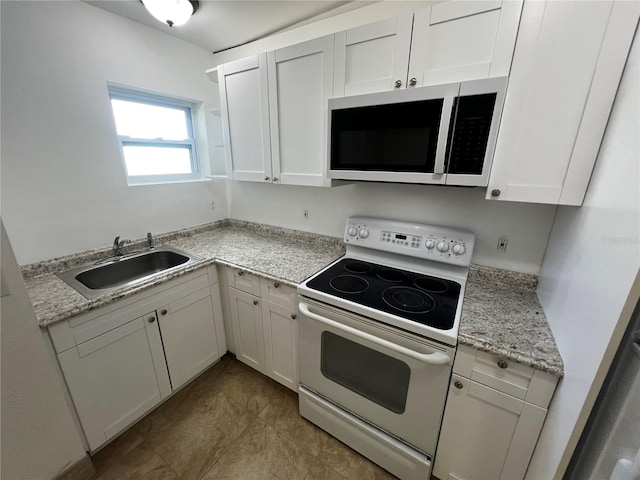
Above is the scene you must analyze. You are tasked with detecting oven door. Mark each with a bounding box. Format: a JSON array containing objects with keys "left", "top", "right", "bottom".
[{"left": 298, "top": 298, "right": 454, "bottom": 455}]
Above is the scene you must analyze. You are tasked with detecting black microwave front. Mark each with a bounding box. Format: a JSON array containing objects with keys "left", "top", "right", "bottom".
[{"left": 327, "top": 77, "right": 507, "bottom": 187}]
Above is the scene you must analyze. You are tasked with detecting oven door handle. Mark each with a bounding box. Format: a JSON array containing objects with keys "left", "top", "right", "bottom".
[{"left": 299, "top": 303, "right": 451, "bottom": 366}]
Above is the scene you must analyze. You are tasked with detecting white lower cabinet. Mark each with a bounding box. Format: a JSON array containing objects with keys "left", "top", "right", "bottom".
[
  {"left": 57, "top": 314, "right": 171, "bottom": 452},
  {"left": 433, "top": 345, "right": 559, "bottom": 480},
  {"left": 48, "top": 268, "right": 225, "bottom": 451},
  {"left": 228, "top": 286, "right": 266, "bottom": 373},
  {"left": 157, "top": 284, "right": 224, "bottom": 391},
  {"left": 262, "top": 299, "right": 298, "bottom": 391},
  {"left": 226, "top": 267, "right": 299, "bottom": 390}
]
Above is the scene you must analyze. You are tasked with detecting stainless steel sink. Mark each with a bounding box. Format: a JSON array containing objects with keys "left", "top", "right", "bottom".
[{"left": 57, "top": 246, "right": 203, "bottom": 299}]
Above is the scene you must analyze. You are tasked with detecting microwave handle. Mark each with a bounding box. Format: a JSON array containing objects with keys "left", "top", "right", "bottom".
[
  {"left": 299, "top": 302, "right": 451, "bottom": 366},
  {"left": 434, "top": 95, "right": 455, "bottom": 175}
]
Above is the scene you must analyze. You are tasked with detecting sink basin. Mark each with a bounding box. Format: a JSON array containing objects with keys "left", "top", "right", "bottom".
[{"left": 57, "top": 246, "right": 203, "bottom": 299}]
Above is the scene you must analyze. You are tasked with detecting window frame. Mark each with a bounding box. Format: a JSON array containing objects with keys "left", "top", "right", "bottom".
[{"left": 108, "top": 87, "right": 202, "bottom": 185}]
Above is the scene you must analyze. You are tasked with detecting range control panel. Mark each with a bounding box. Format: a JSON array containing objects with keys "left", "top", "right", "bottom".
[{"left": 344, "top": 216, "right": 475, "bottom": 267}]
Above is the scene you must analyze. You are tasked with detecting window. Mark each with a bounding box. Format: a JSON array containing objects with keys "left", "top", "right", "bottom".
[{"left": 108, "top": 87, "right": 200, "bottom": 185}]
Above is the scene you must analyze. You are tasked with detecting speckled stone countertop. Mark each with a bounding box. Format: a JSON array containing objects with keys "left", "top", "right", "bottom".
[
  {"left": 22, "top": 220, "right": 563, "bottom": 377},
  {"left": 461, "top": 266, "right": 563, "bottom": 377},
  {"left": 22, "top": 220, "right": 345, "bottom": 328}
]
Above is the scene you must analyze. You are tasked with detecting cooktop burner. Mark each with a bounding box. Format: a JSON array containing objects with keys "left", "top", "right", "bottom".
[
  {"left": 306, "top": 258, "right": 461, "bottom": 330},
  {"left": 382, "top": 287, "right": 435, "bottom": 313},
  {"left": 330, "top": 275, "right": 370, "bottom": 294}
]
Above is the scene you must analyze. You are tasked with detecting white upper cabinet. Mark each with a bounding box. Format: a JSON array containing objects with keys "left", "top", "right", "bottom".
[
  {"left": 487, "top": 0, "right": 639, "bottom": 205},
  {"left": 268, "top": 37, "right": 335, "bottom": 187},
  {"left": 218, "top": 54, "right": 272, "bottom": 182},
  {"left": 333, "top": 1, "right": 522, "bottom": 96},
  {"left": 409, "top": 0, "right": 523, "bottom": 87},
  {"left": 333, "top": 15, "right": 413, "bottom": 96}
]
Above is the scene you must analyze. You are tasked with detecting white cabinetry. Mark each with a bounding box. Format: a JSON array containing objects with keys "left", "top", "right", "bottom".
[
  {"left": 333, "top": 15, "right": 413, "bottom": 96},
  {"left": 268, "top": 37, "right": 334, "bottom": 187},
  {"left": 226, "top": 268, "right": 299, "bottom": 390},
  {"left": 49, "top": 268, "right": 225, "bottom": 451},
  {"left": 228, "top": 284, "right": 266, "bottom": 373},
  {"left": 57, "top": 312, "right": 170, "bottom": 452},
  {"left": 218, "top": 38, "right": 335, "bottom": 187},
  {"left": 433, "top": 345, "right": 559, "bottom": 480},
  {"left": 333, "top": 1, "right": 522, "bottom": 96},
  {"left": 158, "top": 283, "right": 224, "bottom": 390},
  {"left": 487, "top": 0, "right": 639, "bottom": 205},
  {"left": 409, "top": 1, "right": 522, "bottom": 87},
  {"left": 218, "top": 55, "right": 271, "bottom": 182}
]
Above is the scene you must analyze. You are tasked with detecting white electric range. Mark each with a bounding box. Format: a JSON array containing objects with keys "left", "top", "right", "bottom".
[{"left": 297, "top": 216, "right": 475, "bottom": 480}]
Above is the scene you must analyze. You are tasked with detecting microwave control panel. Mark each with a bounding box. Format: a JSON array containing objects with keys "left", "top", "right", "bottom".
[{"left": 344, "top": 216, "right": 475, "bottom": 267}]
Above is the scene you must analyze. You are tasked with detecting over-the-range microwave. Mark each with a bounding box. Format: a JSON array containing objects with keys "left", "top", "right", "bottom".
[{"left": 327, "top": 76, "right": 507, "bottom": 187}]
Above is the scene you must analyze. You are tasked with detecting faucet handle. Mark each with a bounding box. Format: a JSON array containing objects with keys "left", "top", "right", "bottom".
[{"left": 147, "top": 232, "right": 155, "bottom": 249}]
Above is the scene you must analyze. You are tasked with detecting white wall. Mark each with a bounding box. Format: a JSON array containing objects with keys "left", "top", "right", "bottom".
[
  {"left": 1, "top": 220, "right": 88, "bottom": 479},
  {"left": 228, "top": 180, "right": 557, "bottom": 273},
  {"left": 526, "top": 32, "right": 640, "bottom": 480},
  {"left": 1, "top": 1, "right": 227, "bottom": 265}
]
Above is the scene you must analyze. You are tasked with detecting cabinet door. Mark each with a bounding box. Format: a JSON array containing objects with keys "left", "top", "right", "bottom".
[
  {"left": 409, "top": 1, "right": 522, "bottom": 87},
  {"left": 267, "top": 37, "right": 334, "bottom": 187},
  {"left": 333, "top": 14, "right": 413, "bottom": 96},
  {"left": 228, "top": 287, "right": 266, "bottom": 373},
  {"left": 57, "top": 315, "right": 171, "bottom": 451},
  {"left": 219, "top": 54, "right": 272, "bottom": 183},
  {"left": 433, "top": 375, "right": 546, "bottom": 480},
  {"left": 262, "top": 300, "right": 298, "bottom": 391},
  {"left": 486, "top": 0, "right": 638, "bottom": 205},
  {"left": 157, "top": 286, "right": 221, "bottom": 391}
]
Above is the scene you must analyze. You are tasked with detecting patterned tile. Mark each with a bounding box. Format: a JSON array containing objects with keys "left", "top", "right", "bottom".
[
  {"left": 90, "top": 357, "right": 403, "bottom": 480},
  {"left": 199, "top": 418, "right": 316, "bottom": 480}
]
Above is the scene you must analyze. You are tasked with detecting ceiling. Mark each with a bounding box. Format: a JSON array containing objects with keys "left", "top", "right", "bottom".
[{"left": 86, "top": 0, "right": 369, "bottom": 54}]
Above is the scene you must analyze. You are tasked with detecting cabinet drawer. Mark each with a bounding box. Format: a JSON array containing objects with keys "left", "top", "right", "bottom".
[
  {"left": 260, "top": 278, "right": 296, "bottom": 308},
  {"left": 227, "top": 268, "right": 261, "bottom": 296},
  {"left": 454, "top": 345, "right": 558, "bottom": 408}
]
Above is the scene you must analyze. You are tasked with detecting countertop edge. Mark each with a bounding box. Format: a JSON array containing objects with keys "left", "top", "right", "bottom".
[{"left": 458, "top": 334, "right": 564, "bottom": 377}]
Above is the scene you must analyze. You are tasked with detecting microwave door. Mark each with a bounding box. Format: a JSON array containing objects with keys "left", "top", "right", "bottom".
[{"left": 327, "top": 83, "right": 459, "bottom": 185}]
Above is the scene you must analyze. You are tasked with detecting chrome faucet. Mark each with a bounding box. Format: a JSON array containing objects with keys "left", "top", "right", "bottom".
[
  {"left": 112, "top": 236, "right": 130, "bottom": 257},
  {"left": 147, "top": 232, "right": 155, "bottom": 250}
]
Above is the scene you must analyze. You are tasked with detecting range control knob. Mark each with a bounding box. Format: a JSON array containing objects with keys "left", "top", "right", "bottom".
[
  {"left": 359, "top": 228, "right": 370, "bottom": 239},
  {"left": 452, "top": 243, "right": 466, "bottom": 256},
  {"left": 425, "top": 239, "right": 436, "bottom": 250},
  {"left": 437, "top": 241, "right": 450, "bottom": 253},
  {"left": 348, "top": 227, "right": 358, "bottom": 237}
]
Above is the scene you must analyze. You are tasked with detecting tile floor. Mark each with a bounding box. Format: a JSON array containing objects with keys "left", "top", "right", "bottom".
[{"left": 91, "top": 355, "right": 397, "bottom": 480}]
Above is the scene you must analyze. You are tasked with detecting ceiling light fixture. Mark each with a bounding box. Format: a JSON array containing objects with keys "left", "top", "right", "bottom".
[{"left": 141, "top": 0, "right": 199, "bottom": 27}]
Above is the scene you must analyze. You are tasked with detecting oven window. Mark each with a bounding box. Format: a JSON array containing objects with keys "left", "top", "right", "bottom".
[
  {"left": 330, "top": 99, "right": 443, "bottom": 173},
  {"left": 320, "top": 332, "right": 411, "bottom": 414}
]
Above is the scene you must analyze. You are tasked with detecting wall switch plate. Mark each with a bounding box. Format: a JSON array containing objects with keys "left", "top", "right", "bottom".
[
  {"left": 304, "top": 209, "right": 309, "bottom": 220},
  {"left": 497, "top": 235, "right": 508, "bottom": 253}
]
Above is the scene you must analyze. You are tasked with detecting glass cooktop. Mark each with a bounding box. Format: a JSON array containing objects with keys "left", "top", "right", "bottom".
[{"left": 306, "top": 258, "right": 461, "bottom": 330}]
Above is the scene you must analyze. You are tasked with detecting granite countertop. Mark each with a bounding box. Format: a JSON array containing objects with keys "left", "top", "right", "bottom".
[
  {"left": 461, "top": 266, "right": 563, "bottom": 377},
  {"left": 22, "top": 220, "right": 563, "bottom": 377}
]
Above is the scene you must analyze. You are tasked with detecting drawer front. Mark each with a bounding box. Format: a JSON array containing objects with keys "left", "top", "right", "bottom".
[
  {"left": 471, "top": 350, "right": 534, "bottom": 400},
  {"left": 227, "top": 268, "right": 261, "bottom": 296},
  {"left": 453, "top": 344, "right": 558, "bottom": 407},
  {"left": 260, "top": 278, "right": 296, "bottom": 307}
]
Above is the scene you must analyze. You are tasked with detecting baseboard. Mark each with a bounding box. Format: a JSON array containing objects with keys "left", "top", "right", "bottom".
[{"left": 54, "top": 454, "right": 95, "bottom": 480}]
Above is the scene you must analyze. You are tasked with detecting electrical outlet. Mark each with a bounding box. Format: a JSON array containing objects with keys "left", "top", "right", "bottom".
[
  {"left": 497, "top": 235, "right": 508, "bottom": 253},
  {"left": 303, "top": 209, "right": 310, "bottom": 220},
  {"left": 210, "top": 200, "right": 216, "bottom": 211}
]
